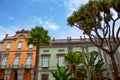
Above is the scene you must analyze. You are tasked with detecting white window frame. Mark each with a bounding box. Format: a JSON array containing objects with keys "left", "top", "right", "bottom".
[
  {"left": 42, "top": 56, "right": 49, "bottom": 68},
  {"left": 28, "top": 44, "right": 33, "bottom": 50},
  {"left": 14, "top": 54, "right": 20, "bottom": 66},
  {"left": 17, "top": 41, "right": 22, "bottom": 50},
  {"left": 58, "top": 56, "right": 65, "bottom": 67},
  {"left": 6, "top": 42, "right": 11, "bottom": 50},
  {"left": 26, "top": 54, "right": 32, "bottom": 66},
  {"left": 1, "top": 54, "right": 8, "bottom": 66},
  {"left": 0, "top": 43, "right": 2, "bottom": 48}
]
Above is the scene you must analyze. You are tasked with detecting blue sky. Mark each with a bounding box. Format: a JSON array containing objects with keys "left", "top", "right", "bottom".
[{"left": 0, "top": 0, "right": 89, "bottom": 40}]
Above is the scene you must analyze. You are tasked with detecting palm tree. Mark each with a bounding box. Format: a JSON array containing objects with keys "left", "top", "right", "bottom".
[
  {"left": 26, "top": 26, "right": 50, "bottom": 80},
  {"left": 65, "top": 51, "right": 84, "bottom": 78},
  {"left": 51, "top": 64, "right": 73, "bottom": 80},
  {"left": 82, "top": 51, "right": 105, "bottom": 80},
  {"left": 94, "top": 59, "right": 106, "bottom": 80},
  {"left": 76, "top": 66, "right": 87, "bottom": 80}
]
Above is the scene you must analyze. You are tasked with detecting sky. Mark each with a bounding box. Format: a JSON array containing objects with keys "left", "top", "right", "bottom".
[{"left": 0, "top": 0, "right": 89, "bottom": 40}]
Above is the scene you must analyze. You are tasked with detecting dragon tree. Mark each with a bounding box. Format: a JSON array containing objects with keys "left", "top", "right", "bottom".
[{"left": 67, "top": 0, "right": 120, "bottom": 79}]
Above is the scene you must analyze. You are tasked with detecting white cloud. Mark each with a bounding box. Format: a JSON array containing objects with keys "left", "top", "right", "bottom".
[
  {"left": 30, "top": 16, "right": 59, "bottom": 31},
  {"left": 0, "top": 23, "right": 37, "bottom": 40},
  {"left": 29, "top": 16, "right": 82, "bottom": 39},
  {"left": 0, "top": 23, "right": 86, "bottom": 40},
  {"left": 0, "top": 16, "right": 60, "bottom": 40},
  {"left": 64, "top": 0, "right": 89, "bottom": 16},
  {"left": 53, "top": 27, "right": 85, "bottom": 39},
  {"left": 30, "top": 17, "right": 43, "bottom": 24},
  {"left": 0, "top": 25, "right": 16, "bottom": 40},
  {"left": 43, "top": 21, "right": 59, "bottom": 31}
]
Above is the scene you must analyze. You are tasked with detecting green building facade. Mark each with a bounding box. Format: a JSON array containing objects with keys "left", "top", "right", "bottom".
[{"left": 38, "top": 37, "right": 120, "bottom": 80}]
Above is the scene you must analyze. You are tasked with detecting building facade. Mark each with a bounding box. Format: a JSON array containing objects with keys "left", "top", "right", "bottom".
[
  {"left": 0, "top": 40, "right": 3, "bottom": 64},
  {"left": 0, "top": 29, "right": 120, "bottom": 80},
  {"left": 38, "top": 37, "right": 120, "bottom": 80},
  {"left": 0, "top": 29, "right": 36, "bottom": 80}
]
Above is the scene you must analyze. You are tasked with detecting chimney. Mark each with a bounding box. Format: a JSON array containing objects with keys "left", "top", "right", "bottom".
[
  {"left": 80, "top": 36, "right": 82, "bottom": 39},
  {"left": 84, "top": 36, "right": 86, "bottom": 40},
  {"left": 53, "top": 37, "right": 55, "bottom": 41},
  {"left": 69, "top": 36, "right": 71, "bottom": 40},
  {"left": 5, "top": 34, "right": 8, "bottom": 37},
  {"left": 67, "top": 37, "right": 69, "bottom": 40}
]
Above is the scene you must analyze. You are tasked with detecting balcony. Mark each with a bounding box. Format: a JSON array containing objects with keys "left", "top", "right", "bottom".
[
  {"left": 12, "top": 65, "right": 19, "bottom": 69},
  {"left": 6, "top": 48, "right": 10, "bottom": 51},
  {"left": 28, "top": 48, "right": 33, "bottom": 51},
  {"left": 26, "top": 65, "right": 32, "bottom": 69},
  {"left": 0, "top": 65, "right": 6, "bottom": 69},
  {"left": 17, "top": 48, "right": 21, "bottom": 51},
  {"left": 42, "top": 67, "right": 49, "bottom": 70}
]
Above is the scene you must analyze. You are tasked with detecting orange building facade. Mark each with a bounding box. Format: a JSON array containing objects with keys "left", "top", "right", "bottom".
[{"left": 0, "top": 29, "right": 36, "bottom": 80}]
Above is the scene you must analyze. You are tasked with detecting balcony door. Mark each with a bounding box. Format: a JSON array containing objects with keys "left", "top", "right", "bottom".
[{"left": 10, "top": 70, "right": 18, "bottom": 80}]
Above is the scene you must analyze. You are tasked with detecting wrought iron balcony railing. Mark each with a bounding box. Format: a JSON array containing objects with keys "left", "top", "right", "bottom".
[{"left": 0, "top": 65, "right": 6, "bottom": 69}]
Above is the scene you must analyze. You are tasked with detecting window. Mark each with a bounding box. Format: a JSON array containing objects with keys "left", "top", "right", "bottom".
[
  {"left": 1, "top": 54, "right": 8, "bottom": 68},
  {"left": 0, "top": 43, "right": 1, "bottom": 47},
  {"left": 26, "top": 54, "right": 32, "bottom": 67},
  {"left": 57, "top": 55, "right": 65, "bottom": 67},
  {"left": 17, "top": 41, "right": 22, "bottom": 50},
  {"left": 68, "top": 47, "right": 73, "bottom": 52},
  {"left": 42, "top": 56, "right": 50, "bottom": 69},
  {"left": 6, "top": 42, "right": 11, "bottom": 51},
  {"left": 0, "top": 52, "right": 2, "bottom": 59},
  {"left": 43, "top": 50, "right": 49, "bottom": 52},
  {"left": 28, "top": 44, "right": 33, "bottom": 50},
  {"left": 13, "top": 54, "right": 20, "bottom": 68},
  {"left": 58, "top": 49, "right": 64, "bottom": 52},
  {"left": 41, "top": 74, "right": 48, "bottom": 80}
]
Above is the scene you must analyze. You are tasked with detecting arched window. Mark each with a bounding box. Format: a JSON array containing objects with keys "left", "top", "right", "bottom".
[
  {"left": 13, "top": 54, "right": 20, "bottom": 68},
  {"left": 1, "top": 54, "right": 8, "bottom": 68},
  {"left": 0, "top": 70, "right": 5, "bottom": 80},
  {"left": 17, "top": 41, "right": 22, "bottom": 50}
]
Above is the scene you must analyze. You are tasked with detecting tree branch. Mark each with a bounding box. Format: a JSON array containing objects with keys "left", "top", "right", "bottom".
[
  {"left": 107, "top": 23, "right": 113, "bottom": 51},
  {"left": 89, "top": 35, "right": 109, "bottom": 53},
  {"left": 116, "top": 26, "right": 120, "bottom": 44},
  {"left": 112, "top": 18, "right": 119, "bottom": 43}
]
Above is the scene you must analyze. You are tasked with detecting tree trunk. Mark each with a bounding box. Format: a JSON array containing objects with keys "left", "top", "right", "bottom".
[
  {"left": 91, "top": 68, "right": 94, "bottom": 80},
  {"left": 87, "top": 67, "right": 93, "bottom": 80},
  {"left": 71, "top": 65, "right": 76, "bottom": 78},
  {"left": 34, "top": 40, "right": 40, "bottom": 80},
  {"left": 109, "top": 53, "right": 120, "bottom": 80}
]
